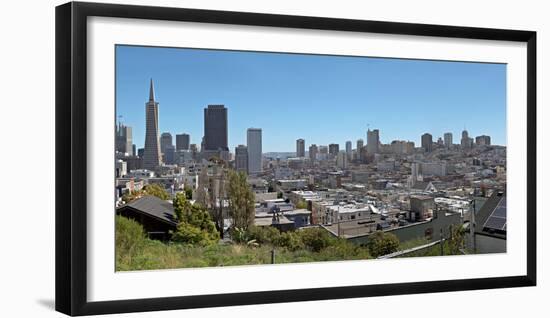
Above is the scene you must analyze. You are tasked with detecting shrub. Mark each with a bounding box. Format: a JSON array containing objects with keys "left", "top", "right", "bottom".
[
  {"left": 366, "top": 231, "right": 400, "bottom": 258},
  {"left": 115, "top": 215, "right": 146, "bottom": 255},
  {"left": 171, "top": 193, "right": 220, "bottom": 246},
  {"left": 246, "top": 225, "right": 281, "bottom": 245},
  {"left": 274, "top": 231, "right": 305, "bottom": 251},
  {"left": 297, "top": 227, "right": 336, "bottom": 252},
  {"left": 122, "top": 183, "right": 170, "bottom": 203}
]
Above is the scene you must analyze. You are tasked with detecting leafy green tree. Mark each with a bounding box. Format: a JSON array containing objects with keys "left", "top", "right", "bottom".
[
  {"left": 115, "top": 215, "right": 146, "bottom": 255},
  {"left": 247, "top": 225, "right": 281, "bottom": 245},
  {"left": 227, "top": 170, "right": 255, "bottom": 230},
  {"left": 366, "top": 231, "right": 400, "bottom": 257},
  {"left": 448, "top": 224, "right": 466, "bottom": 255},
  {"left": 274, "top": 231, "right": 305, "bottom": 251},
  {"left": 122, "top": 183, "right": 170, "bottom": 203},
  {"left": 171, "top": 193, "right": 219, "bottom": 246},
  {"left": 144, "top": 183, "right": 170, "bottom": 200},
  {"left": 184, "top": 185, "right": 193, "bottom": 200},
  {"left": 298, "top": 227, "right": 336, "bottom": 252},
  {"left": 296, "top": 200, "right": 308, "bottom": 209}
]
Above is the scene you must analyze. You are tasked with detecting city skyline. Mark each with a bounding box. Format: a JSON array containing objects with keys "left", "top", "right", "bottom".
[{"left": 116, "top": 45, "right": 507, "bottom": 152}]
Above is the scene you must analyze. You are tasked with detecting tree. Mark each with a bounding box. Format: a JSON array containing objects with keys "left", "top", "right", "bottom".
[
  {"left": 227, "top": 170, "right": 255, "bottom": 230},
  {"left": 122, "top": 183, "right": 170, "bottom": 203},
  {"left": 298, "top": 227, "right": 335, "bottom": 252},
  {"left": 211, "top": 169, "right": 226, "bottom": 238},
  {"left": 296, "top": 200, "right": 308, "bottom": 209},
  {"left": 183, "top": 185, "right": 193, "bottom": 200},
  {"left": 143, "top": 183, "right": 170, "bottom": 200},
  {"left": 171, "top": 193, "right": 219, "bottom": 246},
  {"left": 366, "top": 231, "right": 400, "bottom": 257},
  {"left": 448, "top": 224, "right": 466, "bottom": 255},
  {"left": 195, "top": 168, "right": 210, "bottom": 208}
]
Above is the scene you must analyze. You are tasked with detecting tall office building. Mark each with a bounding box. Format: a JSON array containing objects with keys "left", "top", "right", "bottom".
[
  {"left": 116, "top": 122, "right": 133, "bottom": 155},
  {"left": 461, "top": 130, "right": 473, "bottom": 149},
  {"left": 203, "top": 105, "right": 228, "bottom": 151},
  {"left": 164, "top": 145, "right": 175, "bottom": 165},
  {"left": 356, "top": 139, "right": 364, "bottom": 154},
  {"left": 337, "top": 151, "right": 348, "bottom": 169},
  {"left": 176, "top": 133, "right": 190, "bottom": 151},
  {"left": 367, "top": 129, "right": 380, "bottom": 154},
  {"left": 421, "top": 133, "right": 433, "bottom": 152},
  {"left": 160, "top": 132, "right": 173, "bottom": 155},
  {"left": 444, "top": 132, "right": 453, "bottom": 148},
  {"left": 235, "top": 145, "right": 248, "bottom": 173},
  {"left": 475, "top": 135, "right": 491, "bottom": 146},
  {"left": 296, "top": 139, "right": 305, "bottom": 157},
  {"left": 345, "top": 141, "right": 352, "bottom": 159},
  {"left": 247, "top": 128, "right": 262, "bottom": 174},
  {"left": 143, "top": 79, "right": 161, "bottom": 171},
  {"left": 309, "top": 144, "right": 318, "bottom": 162},
  {"left": 328, "top": 143, "right": 339, "bottom": 158}
]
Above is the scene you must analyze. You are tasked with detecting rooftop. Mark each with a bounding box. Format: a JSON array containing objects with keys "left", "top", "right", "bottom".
[{"left": 118, "top": 195, "right": 177, "bottom": 225}]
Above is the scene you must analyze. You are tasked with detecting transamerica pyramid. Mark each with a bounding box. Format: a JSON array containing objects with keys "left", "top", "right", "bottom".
[{"left": 142, "top": 79, "right": 161, "bottom": 171}]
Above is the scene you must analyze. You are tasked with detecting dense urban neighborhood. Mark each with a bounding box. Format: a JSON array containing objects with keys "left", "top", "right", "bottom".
[{"left": 114, "top": 80, "right": 507, "bottom": 270}]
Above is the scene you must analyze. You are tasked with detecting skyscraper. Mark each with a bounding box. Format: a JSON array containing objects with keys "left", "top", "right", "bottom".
[
  {"left": 461, "top": 130, "right": 473, "bottom": 149},
  {"left": 160, "top": 132, "right": 173, "bottom": 155},
  {"left": 296, "top": 139, "right": 305, "bottom": 157},
  {"left": 345, "top": 141, "right": 352, "bottom": 159},
  {"left": 247, "top": 128, "right": 262, "bottom": 174},
  {"left": 421, "top": 133, "right": 433, "bottom": 152},
  {"left": 444, "top": 132, "right": 453, "bottom": 148},
  {"left": 203, "top": 105, "right": 228, "bottom": 151},
  {"left": 475, "top": 135, "right": 491, "bottom": 146},
  {"left": 309, "top": 144, "right": 318, "bottom": 162},
  {"left": 164, "top": 145, "right": 175, "bottom": 164},
  {"left": 367, "top": 129, "right": 380, "bottom": 154},
  {"left": 116, "top": 122, "right": 133, "bottom": 155},
  {"left": 235, "top": 145, "right": 248, "bottom": 173},
  {"left": 176, "top": 133, "right": 190, "bottom": 151},
  {"left": 143, "top": 79, "right": 161, "bottom": 171},
  {"left": 328, "top": 143, "right": 339, "bottom": 158},
  {"left": 337, "top": 151, "right": 348, "bottom": 169},
  {"left": 356, "top": 139, "right": 364, "bottom": 155}
]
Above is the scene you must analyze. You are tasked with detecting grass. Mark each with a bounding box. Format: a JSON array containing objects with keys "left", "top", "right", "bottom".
[
  {"left": 115, "top": 216, "right": 467, "bottom": 270},
  {"left": 116, "top": 216, "right": 371, "bottom": 271}
]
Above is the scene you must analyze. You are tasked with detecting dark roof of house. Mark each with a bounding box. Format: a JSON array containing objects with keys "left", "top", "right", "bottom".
[
  {"left": 118, "top": 195, "right": 177, "bottom": 226},
  {"left": 475, "top": 191, "right": 506, "bottom": 239},
  {"left": 411, "top": 181, "right": 430, "bottom": 190}
]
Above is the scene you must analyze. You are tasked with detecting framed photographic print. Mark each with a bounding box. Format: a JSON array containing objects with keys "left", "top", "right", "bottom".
[{"left": 55, "top": 1, "right": 536, "bottom": 316}]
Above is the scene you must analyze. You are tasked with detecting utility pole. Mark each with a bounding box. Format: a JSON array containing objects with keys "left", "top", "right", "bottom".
[
  {"left": 471, "top": 199, "right": 477, "bottom": 253},
  {"left": 440, "top": 228, "right": 444, "bottom": 256}
]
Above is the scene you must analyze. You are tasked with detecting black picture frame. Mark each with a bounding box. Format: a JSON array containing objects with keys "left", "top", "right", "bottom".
[{"left": 55, "top": 1, "right": 537, "bottom": 316}]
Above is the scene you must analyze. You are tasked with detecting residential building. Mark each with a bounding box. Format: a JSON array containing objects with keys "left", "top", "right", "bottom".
[{"left": 235, "top": 145, "right": 248, "bottom": 173}]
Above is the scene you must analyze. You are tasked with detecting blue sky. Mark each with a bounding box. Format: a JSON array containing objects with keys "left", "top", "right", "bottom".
[{"left": 116, "top": 45, "right": 506, "bottom": 152}]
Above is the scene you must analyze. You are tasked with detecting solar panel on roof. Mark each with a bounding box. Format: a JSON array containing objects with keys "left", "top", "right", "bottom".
[
  {"left": 483, "top": 216, "right": 506, "bottom": 231},
  {"left": 493, "top": 206, "right": 507, "bottom": 217}
]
